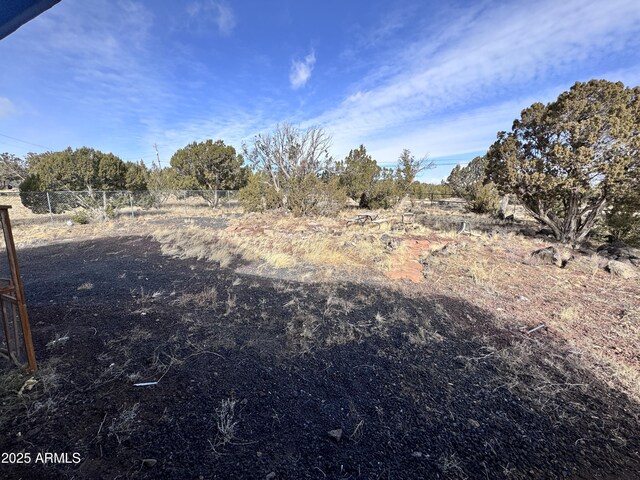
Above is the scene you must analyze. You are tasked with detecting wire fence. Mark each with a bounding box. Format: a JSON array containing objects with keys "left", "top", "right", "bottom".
[
  {"left": 0, "top": 190, "right": 239, "bottom": 226},
  {"left": 0, "top": 189, "right": 468, "bottom": 228}
]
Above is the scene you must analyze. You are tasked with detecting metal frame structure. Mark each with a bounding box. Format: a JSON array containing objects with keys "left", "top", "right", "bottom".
[{"left": 0, "top": 206, "right": 36, "bottom": 371}]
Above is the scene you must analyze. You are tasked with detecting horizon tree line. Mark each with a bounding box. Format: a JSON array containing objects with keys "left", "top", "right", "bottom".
[{"left": 3, "top": 78, "right": 639, "bottom": 244}]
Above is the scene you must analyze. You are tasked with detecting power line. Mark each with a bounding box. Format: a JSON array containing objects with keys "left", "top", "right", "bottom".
[
  {"left": 0, "top": 133, "right": 52, "bottom": 151},
  {"left": 0, "top": 132, "right": 471, "bottom": 168},
  {"left": 0, "top": 133, "right": 159, "bottom": 162},
  {"left": 429, "top": 162, "right": 470, "bottom": 166}
]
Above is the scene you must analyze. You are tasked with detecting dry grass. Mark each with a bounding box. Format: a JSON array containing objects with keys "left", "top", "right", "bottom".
[
  {"left": 108, "top": 403, "right": 140, "bottom": 445},
  {"left": 77, "top": 281, "right": 94, "bottom": 290},
  {"left": 467, "top": 259, "right": 495, "bottom": 286},
  {"left": 417, "top": 228, "right": 640, "bottom": 403},
  {"left": 151, "top": 211, "right": 420, "bottom": 276},
  {"left": 174, "top": 287, "right": 218, "bottom": 308},
  {"left": 46, "top": 332, "right": 70, "bottom": 349},
  {"left": 150, "top": 211, "right": 640, "bottom": 402},
  {"left": 6, "top": 198, "right": 640, "bottom": 406}
]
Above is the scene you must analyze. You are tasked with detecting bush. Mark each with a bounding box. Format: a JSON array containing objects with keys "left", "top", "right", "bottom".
[
  {"left": 238, "top": 174, "right": 281, "bottom": 212},
  {"left": 604, "top": 202, "right": 640, "bottom": 246},
  {"left": 72, "top": 210, "right": 90, "bottom": 224},
  {"left": 367, "top": 179, "right": 401, "bottom": 209},
  {"left": 466, "top": 182, "right": 500, "bottom": 214},
  {"left": 288, "top": 176, "right": 346, "bottom": 217}
]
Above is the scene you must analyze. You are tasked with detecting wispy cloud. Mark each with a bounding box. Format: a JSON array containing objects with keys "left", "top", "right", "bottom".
[
  {"left": 3, "top": 0, "right": 639, "bottom": 171},
  {"left": 309, "top": 0, "right": 640, "bottom": 162},
  {"left": 142, "top": 99, "right": 289, "bottom": 166},
  {"left": 0, "top": 97, "right": 16, "bottom": 119},
  {"left": 289, "top": 50, "right": 316, "bottom": 89},
  {"left": 187, "top": 1, "right": 236, "bottom": 36},
  {"left": 4, "top": 0, "right": 182, "bottom": 160}
]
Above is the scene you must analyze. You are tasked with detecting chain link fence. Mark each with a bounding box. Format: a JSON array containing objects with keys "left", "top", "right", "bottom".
[
  {"left": 0, "top": 190, "right": 239, "bottom": 226},
  {"left": 0, "top": 188, "right": 470, "bottom": 228}
]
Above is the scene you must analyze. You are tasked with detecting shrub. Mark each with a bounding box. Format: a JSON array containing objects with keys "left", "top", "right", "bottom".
[
  {"left": 72, "top": 210, "right": 90, "bottom": 224},
  {"left": 466, "top": 182, "right": 501, "bottom": 214},
  {"left": 604, "top": 202, "right": 640, "bottom": 246},
  {"left": 367, "top": 178, "right": 401, "bottom": 209},
  {"left": 238, "top": 173, "right": 281, "bottom": 212},
  {"left": 288, "top": 176, "right": 347, "bottom": 217}
]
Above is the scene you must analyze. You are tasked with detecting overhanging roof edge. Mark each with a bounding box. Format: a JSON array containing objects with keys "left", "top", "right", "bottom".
[{"left": 0, "top": 0, "right": 62, "bottom": 41}]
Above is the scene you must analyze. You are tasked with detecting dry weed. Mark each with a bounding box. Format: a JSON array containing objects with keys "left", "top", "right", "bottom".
[
  {"left": 213, "top": 398, "right": 239, "bottom": 449},
  {"left": 175, "top": 287, "right": 218, "bottom": 308},
  {"left": 108, "top": 403, "right": 140, "bottom": 444}
]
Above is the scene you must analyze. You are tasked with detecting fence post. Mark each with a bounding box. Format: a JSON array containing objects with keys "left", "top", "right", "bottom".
[
  {"left": 103, "top": 191, "right": 107, "bottom": 211},
  {"left": 129, "top": 193, "right": 134, "bottom": 218},
  {"left": 46, "top": 192, "right": 53, "bottom": 223}
]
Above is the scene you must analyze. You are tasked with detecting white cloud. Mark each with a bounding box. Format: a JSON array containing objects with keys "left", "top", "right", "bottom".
[
  {"left": 307, "top": 0, "right": 640, "bottom": 164},
  {"left": 289, "top": 50, "right": 316, "bottom": 89},
  {"left": 188, "top": 1, "right": 236, "bottom": 36},
  {"left": 0, "top": 97, "right": 16, "bottom": 119}
]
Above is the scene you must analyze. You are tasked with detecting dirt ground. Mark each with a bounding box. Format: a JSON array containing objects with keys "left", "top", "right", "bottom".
[{"left": 1, "top": 228, "right": 639, "bottom": 479}]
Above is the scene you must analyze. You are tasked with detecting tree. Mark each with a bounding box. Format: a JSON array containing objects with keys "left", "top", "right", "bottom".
[
  {"left": 606, "top": 190, "right": 640, "bottom": 245},
  {"left": 605, "top": 161, "right": 640, "bottom": 244},
  {"left": 368, "top": 167, "right": 401, "bottom": 209},
  {"left": 243, "top": 123, "right": 335, "bottom": 214},
  {"left": 409, "top": 181, "right": 450, "bottom": 199},
  {"left": 408, "top": 181, "right": 452, "bottom": 207},
  {"left": 170, "top": 139, "right": 247, "bottom": 206},
  {"left": 124, "top": 161, "right": 149, "bottom": 192},
  {"left": 22, "top": 147, "right": 127, "bottom": 192},
  {"left": 238, "top": 171, "right": 282, "bottom": 212},
  {"left": 0, "top": 153, "right": 27, "bottom": 188},
  {"left": 336, "top": 145, "right": 380, "bottom": 207},
  {"left": 487, "top": 80, "right": 640, "bottom": 243},
  {"left": 19, "top": 147, "right": 131, "bottom": 217},
  {"left": 146, "top": 152, "right": 181, "bottom": 206},
  {"left": 446, "top": 156, "right": 502, "bottom": 214},
  {"left": 446, "top": 157, "right": 486, "bottom": 199},
  {"left": 395, "top": 149, "right": 433, "bottom": 196}
]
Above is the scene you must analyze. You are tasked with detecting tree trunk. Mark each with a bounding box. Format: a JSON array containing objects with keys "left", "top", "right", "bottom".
[
  {"left": 575, "top": 197, "right": 608, "bottom": 243},
  {"left": 524, "top": 199, "right": 562, "bottom": 240}
]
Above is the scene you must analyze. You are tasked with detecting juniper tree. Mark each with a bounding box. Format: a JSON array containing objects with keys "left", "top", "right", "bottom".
[{"left": 487, "top": 80, "right": 640, "bottom": 243}]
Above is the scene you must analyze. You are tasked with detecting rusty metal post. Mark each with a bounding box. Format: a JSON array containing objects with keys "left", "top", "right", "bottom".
[{"left": 0, "top": 206, "right": 36, "bottom": 371}]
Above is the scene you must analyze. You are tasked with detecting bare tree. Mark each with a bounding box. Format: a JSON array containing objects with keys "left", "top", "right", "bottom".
[
  {"left": 243, "top": 123, "right": 333, "bottom": 209},
  {"left": 0, "top": 153, "right": 28, "bottom": 188}
]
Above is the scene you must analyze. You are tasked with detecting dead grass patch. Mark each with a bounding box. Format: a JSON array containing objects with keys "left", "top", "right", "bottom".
[
  {"left": 152, "top": 212, "right": 423, "bottom": 277},
  {"left": 467, "top": 259, "right": 495, "bottom": 286},
  {"left": 174, "top": 287, "right": 218, "bottom": 308},
  {"left": 415, "top": 228, "right": 640, "bottom": 404},
  {"left": 77, "top": 281, "right": 94, "bottom": 290}
]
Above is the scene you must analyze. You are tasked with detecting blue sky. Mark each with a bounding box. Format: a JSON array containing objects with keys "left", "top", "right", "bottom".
[{"left": 1, "top": 0, "right": 640, "bottom": 182}]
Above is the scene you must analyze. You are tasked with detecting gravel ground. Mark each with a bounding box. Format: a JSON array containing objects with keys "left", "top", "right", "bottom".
[{"left": 0, "top": 236, "right": 638, "bottom": 479}]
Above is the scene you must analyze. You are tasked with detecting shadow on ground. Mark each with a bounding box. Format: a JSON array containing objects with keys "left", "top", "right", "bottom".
[{"left": 0, "top": 236, "right": 638, "bottom": 479}]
